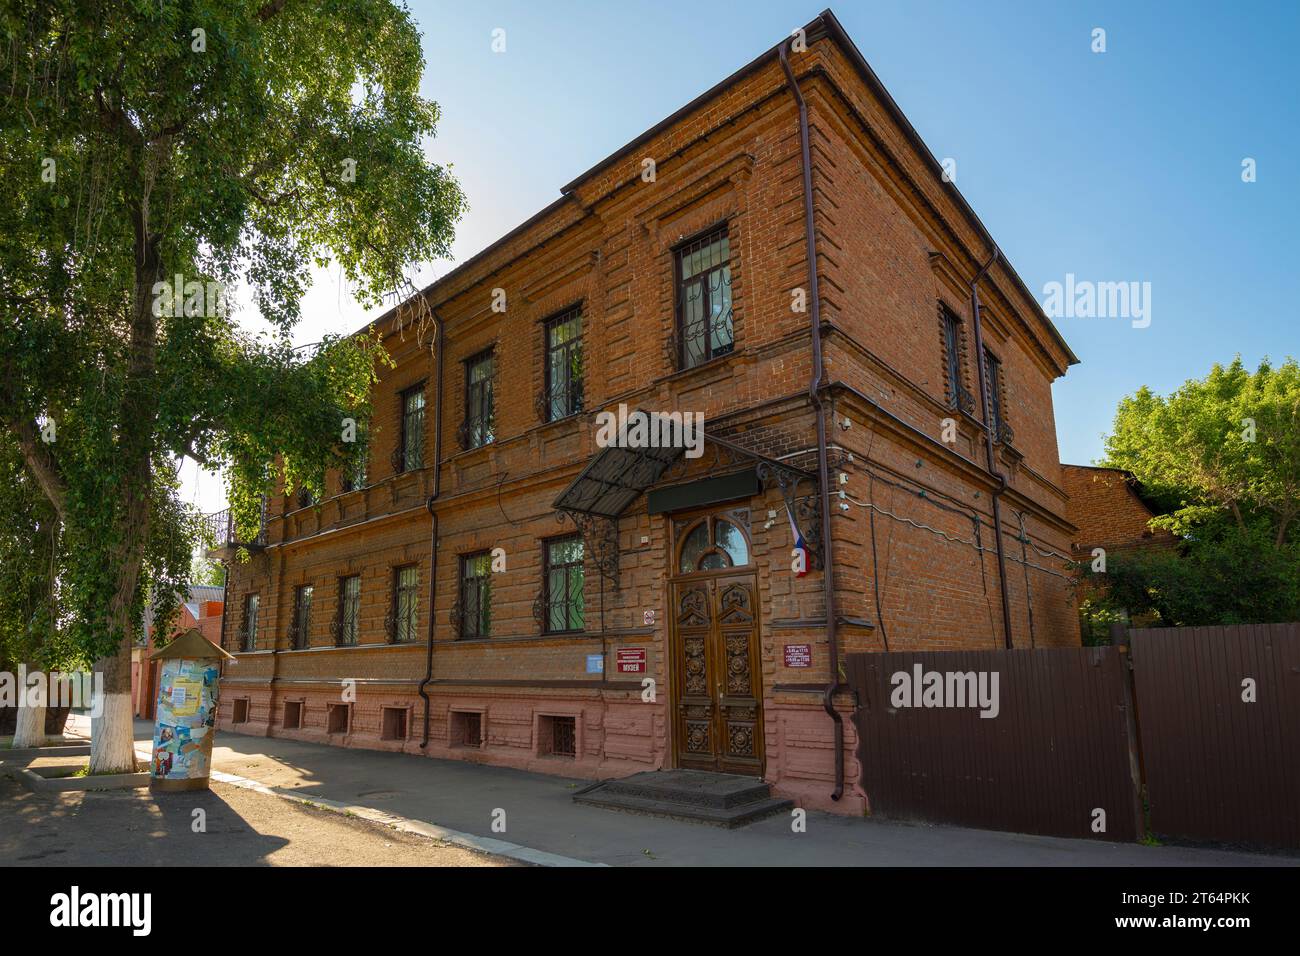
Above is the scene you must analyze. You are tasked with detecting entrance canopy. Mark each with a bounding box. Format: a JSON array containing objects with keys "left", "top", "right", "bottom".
[{"left": 553, "top": 413, "right": 817, "bottom": 520}]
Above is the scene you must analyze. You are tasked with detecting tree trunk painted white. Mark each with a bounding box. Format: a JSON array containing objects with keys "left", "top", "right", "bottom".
[
  {"left": 88, "top": 640, "right": 138, "bottom": 774},
  {"left": 12, "top": 664, "right": 47, "bottom": 748}
]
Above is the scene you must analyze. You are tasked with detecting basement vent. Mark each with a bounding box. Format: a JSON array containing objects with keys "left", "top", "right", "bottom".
[
  {"left": 450, "top": 710, "right": 483, "bottom": 749},
  {"left": 232, "top": 699, "right": 249, "bottom": 725},
  {"left": 327, "top": 703, "right": 350, "bottom": 735},
  {"left": 539, "top": 714, "right": 577, "bottom": 759},
  {"left": 382, "top": 707, "right": 409, "bottom": 741},
  {"left": 283, "top": 700, "right": 303, "bottom": 730}
]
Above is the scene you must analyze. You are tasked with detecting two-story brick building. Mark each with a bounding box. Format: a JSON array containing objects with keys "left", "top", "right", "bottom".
[{"left": 214, "top": 10, "right": 1080, "bottom": 813}]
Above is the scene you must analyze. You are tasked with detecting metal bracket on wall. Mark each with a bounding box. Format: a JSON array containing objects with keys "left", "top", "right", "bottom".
[
  {"left": 756, "top": 460, "right": 823, "bottom": 571},
  {"left": 555, "top": 508, "right": 620, "bottom": 590}
]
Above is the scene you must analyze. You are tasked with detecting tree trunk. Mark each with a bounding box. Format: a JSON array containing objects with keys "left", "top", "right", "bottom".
[
  {"left": 89, "top": 638, "right": 138, "bottom": 773},
  {"left": 11, "top": 662, "right": 47, "bottom": 749}
]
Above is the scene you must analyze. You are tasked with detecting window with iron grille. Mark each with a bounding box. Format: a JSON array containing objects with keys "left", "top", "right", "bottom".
[
  {"left": 463, "top": 350, "right": 495, "bottom": 448},
  {"left": 941, "top": 307, "right": 971, "bottom": 412},
  {"left": 399, "top": 386, "right": 425, "bottom": 472},
  {"left": 544, "top": 308, "right": 583, "bottom": 421},
  {"left": 336, "top": 575, "right": 360, "bottom": 646},
  {"left": 459, "top": 551, "right": 492, "bottom": 639},
  {"left": 296, "top": 485, "right": 315, "bottom": 509},
  {"left": 675, "top": 227, "right": 734, "bottom": 369},
  {"left": 241, "top": 593, "right": 259, "bottom": 652},
  {"left": 291, "top": 584, "right": 313, "bottom": 649},
  {"left": 983, "top": 348, "right": 1009, "bottom": 443},
  {"left": 539, "top": 714, "right": 576, "bottom": 758},
  {"left": 393, "top": 565, "right": 419, "bottom": 644},
  {"left": 543, "top": 536, "right": 584, "bottom": 634},
  {"left": 341, "top": 423, "right": 368, "bottom": 492}
]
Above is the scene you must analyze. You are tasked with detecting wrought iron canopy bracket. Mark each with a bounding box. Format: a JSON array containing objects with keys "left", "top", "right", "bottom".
[
  {"left": 755, "top": 459, "right": 824, "bottom": 571},
  {"left": 555, "top": 508, "right": 620, "bottom": 590}
]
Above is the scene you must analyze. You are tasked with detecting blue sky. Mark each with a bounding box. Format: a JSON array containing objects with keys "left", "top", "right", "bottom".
[{"left": 188, "top": 1, "right": 1299, "bottom": 511}]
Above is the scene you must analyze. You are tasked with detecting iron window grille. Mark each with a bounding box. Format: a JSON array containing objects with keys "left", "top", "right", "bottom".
[
  {"left": 461, "top": 350, "right": 495, "bottom": 450},
  {"left": 289, "top": 584, "right": 313, "bottom": 650},
  {"left": 983, "top": 349, "right": 1013, "bottom": 445},
  {"left": 458, "top": 551, "right": 492, "bottom": 639},
  {"left": 941, "top": 307, "right": 975, "bottom": 415},
  {"left": 334, "top": 575, "right": 360, "bottom": 646},
  {"left": 543, "top": 308, "right": 584, "bottom": 421},
  {"left": 540, "top": 536, "right": 585, "bottom": 634},
  {"left": 397, "top": 385, "right": 426, "bottom": 473},
  {"left": 392, "top": 565, "right": 420, "bottom": 644},
  {"left": 341, "top": 424, "right": 369, "bottom": 492},
  {"left": 674, "top": 226, "right": 734, "bottom": 370},
  {"left": 296, "top": 486, "right": 315, "bottom": 510},
  {"left": 240, "top": 593, "right": 259, "bottom": 652}
]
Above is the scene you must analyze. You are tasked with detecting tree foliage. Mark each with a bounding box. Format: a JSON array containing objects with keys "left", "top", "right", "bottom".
[
  {"left": 1088, "top": 357, "right": 1300, "bottom": 628},
  {"left": 0, "top": 0, "right": 463, "bottom": 674}
]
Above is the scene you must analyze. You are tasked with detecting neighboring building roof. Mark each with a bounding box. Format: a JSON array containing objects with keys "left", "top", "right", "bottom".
[
  {"left": 144, "top": 584, "right": 225, "bottom": 635},
  {"left": 1062, "top": 464, "right": 1177, "bottom": 555},
  {"left": 357, "top": 8, "right": 1078, "bottom": 369}
]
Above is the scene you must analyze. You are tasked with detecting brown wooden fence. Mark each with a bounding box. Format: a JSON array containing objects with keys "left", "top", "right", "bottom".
[
  {"left": 847, "top": 648, "right": 1143, "bottom": 842},
  {"left": 1130, "top": 623, "right": 1300, "bottom": 848},
  {"left": 848, "top": 624, "right": 1300, "bottom": 849}
]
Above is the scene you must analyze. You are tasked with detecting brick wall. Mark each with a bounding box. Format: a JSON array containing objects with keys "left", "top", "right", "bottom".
[{"left": 1061, "top": 464, "right": 1177, "bottom": 557}]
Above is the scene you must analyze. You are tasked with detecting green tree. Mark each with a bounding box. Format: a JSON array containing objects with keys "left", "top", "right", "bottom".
[
  {"left": 1103, "top": 357, "right": 1300, "bottom": 545},
  {"left": 1090, "top": 357, "right": 1300, "bottom": 628},
  {"left": 0, "top": 1, "right": 463, "bottom": 770}
]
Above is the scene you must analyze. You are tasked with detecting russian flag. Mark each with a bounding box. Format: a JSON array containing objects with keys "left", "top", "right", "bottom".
[{"left": 787, "top": 504, "right": 809, "bottom": 577}]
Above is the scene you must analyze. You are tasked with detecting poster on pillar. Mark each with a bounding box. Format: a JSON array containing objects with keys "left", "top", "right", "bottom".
[{"left": 151, "top": 657, "right": 220, "bottom": 787}]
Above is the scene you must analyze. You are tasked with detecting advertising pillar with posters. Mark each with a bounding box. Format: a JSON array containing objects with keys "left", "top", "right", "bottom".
[{"left": 148, "top": 628, "right": 234, "bottom": 792}]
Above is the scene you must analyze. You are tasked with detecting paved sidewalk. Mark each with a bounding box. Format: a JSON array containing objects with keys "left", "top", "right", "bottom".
[{"left": 133, "top": 721, "right": 1295, "bottom": 867}]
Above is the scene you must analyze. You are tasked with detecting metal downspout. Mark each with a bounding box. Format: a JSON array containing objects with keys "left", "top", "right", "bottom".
[
  {"left": 968, "top": 248, "right": 1015, "bottom": 649},
  {"left": 779, "top": 40, "right": 843, "bottom": 801},
  {"left": 419, "top": 310, "right": 445, "bottom": 747}
]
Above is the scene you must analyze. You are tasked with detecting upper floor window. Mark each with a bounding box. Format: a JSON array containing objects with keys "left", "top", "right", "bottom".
[
  {"left": 941, "top": 308, "right": 973, "bottom": 414},
  {"left": 398, "top": 386, "right": 425, "bottom": 472},
  {"left": 342, "top": 422, "right": 368, "bottom": 492},
  {"left": 675, "top": 227, "right": 734, "bottom": 369},
  {"left": 983, "top": 348, "right": 1011, "bottom": 445},
  {"left": 392, "top": 565, "right": 420, "bottom": 644},
  {"left": 290, "top": 584, "right": 313, "bottom": 650},
  {"left": 458, "top": 551, "right": 492, "bottom": 639},
  {"left": 542, "top": 536, "right": 585, "bottom": 634},
  {"left": 544, "top": 308, "right": 584, "bottom": 421},
  {"left": 335, "top": 575, "right": 360, "bottom": 646},
  {"left": 463, "top": 350, "right": 495, "bottom": 449},
  {"left": 296, "top": 486, "right": 315, "bottom": 510},
  {"left": 240, "top": 593, "right": 259, "bottom": 652}
]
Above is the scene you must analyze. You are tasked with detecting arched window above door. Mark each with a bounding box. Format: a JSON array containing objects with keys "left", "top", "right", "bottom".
[{"left": 677, "top": 511, "right": 750, "bottom": 573}]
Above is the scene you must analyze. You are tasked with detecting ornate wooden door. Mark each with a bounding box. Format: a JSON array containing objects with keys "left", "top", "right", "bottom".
[{"left": 669, "top": 573, "right": 764, "bottom": 775}]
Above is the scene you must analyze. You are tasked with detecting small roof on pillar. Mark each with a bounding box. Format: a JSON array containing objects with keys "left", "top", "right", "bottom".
[{"left": 150, "top": 627, "right": 234, "bottom": 661}]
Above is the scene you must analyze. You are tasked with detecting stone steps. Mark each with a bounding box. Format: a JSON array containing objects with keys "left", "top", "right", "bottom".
[{"left": 574, "top": 770, "right": 794, "bottom": 828}]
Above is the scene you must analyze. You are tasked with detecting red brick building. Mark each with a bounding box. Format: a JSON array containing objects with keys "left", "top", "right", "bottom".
[
  {"left": 214, "top": 11, "right": 1080, "bottom": 813},
  {"left": 1061, "top": 464, "right": 1177, "bottom": 562}
]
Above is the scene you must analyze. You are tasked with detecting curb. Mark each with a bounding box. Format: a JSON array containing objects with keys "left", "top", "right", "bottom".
[
  {"left": 133, "top": 747, "right": 604, "bottom": 868},
  {"left": 2, "top": 743, "right": 92, "bottom": 761},
  {"left": 8, "top": 764, "right": 151, "bottom": 792}
]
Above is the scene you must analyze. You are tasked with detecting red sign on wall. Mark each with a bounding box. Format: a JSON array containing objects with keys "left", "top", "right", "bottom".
[
  {"left": 783, "top": 644, "right": 812, "bottom": 668},
  {"left": 616, "top": 647, "right": 647, "bottom": 674}
]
